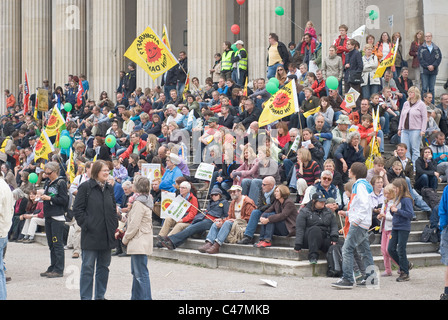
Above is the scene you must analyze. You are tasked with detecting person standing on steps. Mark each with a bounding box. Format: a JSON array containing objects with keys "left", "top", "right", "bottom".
[{"left": 0, "top": 174, "right": 14, "bottom": 300}]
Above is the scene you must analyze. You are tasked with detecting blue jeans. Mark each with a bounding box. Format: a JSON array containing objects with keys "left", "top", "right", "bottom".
[
  {"left": 210, "top": 171, "right": 232, "bottom": 200},
  {"left": 388, "top": 229, "right": 410, "bottom": 274},
  {"left": 380, "top": 111, "right": 399, "bottom": 136},
  {"left": 259, "top": 212, "right": 289, "bottom": 241},
  {"left": 0, "top": 237, "right": 7, "bottom": 300},
  {"left": 415, "top": 174, "right": 438, "bottom": 191},
  {"left": 341, "top": 225, "right": 375, "bottom": 283},
  {"left": 80, "top": 249, "right": 112, "bottom": 300},
  {"left": 244, "top": 210, "right": 263, "bottom": 238},
  {"left": 267, "top": 63, "right": 283, "bottom": 79},
  {"left": 421, "top": 73, "right": 437, "bottom": 104},
  {"left": 131, "top": 254, "right": 152, "bottom": 300},
  {"left": 242, "top": 179, "right": 262, "bottom": 202},
  {"left": 407, "top": 177, "right": 431, "bottom": 213},
  {"left": 400, "top": 129, "right": 421, "bottom": 168},
  {"left": 206, "top": 220, "right": 234, "bottom": 245},
  {"left": 169, "top": 219, "right": 214, "bottom": 248}
]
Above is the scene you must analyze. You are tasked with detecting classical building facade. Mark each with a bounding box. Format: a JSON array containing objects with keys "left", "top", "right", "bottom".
[{"left": 1, "top": 0, "right": 446, "bottom": 113}]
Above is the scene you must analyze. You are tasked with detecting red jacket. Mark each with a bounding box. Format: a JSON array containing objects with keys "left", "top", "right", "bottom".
[
  {"left": 357, "top": 123, "right": 375, "bottom": 144},
  {"left": 311, "top": 80, "right": 326, "bottom": 98},
  {"left": 180, "top": 193, "right": 199, "bottom": 224},
  {"left": 119, "top": 139, "right": 147, "bottom": 160},
  {"left": 333, "top": 36, "right": 350, "bottom": 65}
]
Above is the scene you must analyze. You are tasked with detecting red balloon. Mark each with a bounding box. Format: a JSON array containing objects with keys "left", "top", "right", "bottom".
[
  {"left": 231, "top": 24, "right": 240, "bottom": 35},
  {"left": 236, "top": 0, "right": 246, "bottom": 5}
]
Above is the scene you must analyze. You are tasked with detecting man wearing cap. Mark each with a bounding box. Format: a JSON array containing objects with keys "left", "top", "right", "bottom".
[
  {"left": 159, "top": 153, "right": 184, "bottom": 193},
  {"left": 198, "top": 185, "right": 256, "bottom": 254},
  {"left": 232, "top": 40, "right": 248, "bottom": 87},
  {"left": 294, "top": 192, "right": 339, "bottom": 264},
  {"left": 159, "top": 187, "right": 229, "bottom": 250}
]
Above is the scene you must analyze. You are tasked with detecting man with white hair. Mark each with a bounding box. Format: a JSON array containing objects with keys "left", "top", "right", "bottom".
[
  {"left": 165, "top": 104, "right": 182, "bottom": 124},
  {"left": 301, "top": 170, "right": 342, "bottom": 211}
]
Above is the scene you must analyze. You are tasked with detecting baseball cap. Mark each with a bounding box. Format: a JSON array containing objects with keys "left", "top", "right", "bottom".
[{"left": 312, "top": 192, "right": 326, "bottom": 202}]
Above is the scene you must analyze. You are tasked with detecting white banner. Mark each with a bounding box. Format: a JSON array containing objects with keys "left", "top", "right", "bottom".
[
  {"left": 160, "top": 192, "right": 176, "bottom": 219},
  {"left": 141, "top": 164, "right": 162, "bottom": 183},
  {"left": 194, "top": 163, "right": 215, "bottom": 182},
  {"left": 165, "top": 195, "right": 192, "bottom": 222}
]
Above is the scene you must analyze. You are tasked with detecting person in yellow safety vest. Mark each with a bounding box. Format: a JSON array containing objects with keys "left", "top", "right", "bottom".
[
  {"left": 221, "top": 41, "right": 235, "bottom": 81},
  {"left": 232, "top": 40, "right": 248, "bottom": 87}
]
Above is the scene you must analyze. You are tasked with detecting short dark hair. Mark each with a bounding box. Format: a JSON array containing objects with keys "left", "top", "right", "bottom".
[
  {"left": 269, "top": 33, "right": 279, "bottom": 42},
  {"left": 350, "top": 162, "right": 368, "bottom": 180}
]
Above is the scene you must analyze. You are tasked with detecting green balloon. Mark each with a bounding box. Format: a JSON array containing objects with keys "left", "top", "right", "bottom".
[
  {"left": 28, "top": 173, "right": 38, "bottom": 184},
  {"left": 326, "top": 76, "right": 339, "bottom": 91},
  {"left": 231, "top": 44, "right": 238, "bottom": 52},
  {"left": 59, "top": 136, "right": 71, "bottom": 149},
  {"left": 64, "top": 103, "right": 73, "bottom": 112},
  {"left": 275, "top": 6, "right": 285, "bottom": 16},
  {"left": 266, "top": 82, "right": 280, "bottom": 95},
  {"left": 269, "top": 77, "right": 280, "bottom": 88},
  {"left": 105, "top": 135, "right": 117, "bottom": 149},
  {"left": 369, "top": 10, "right": 378, "bottom": 20}
]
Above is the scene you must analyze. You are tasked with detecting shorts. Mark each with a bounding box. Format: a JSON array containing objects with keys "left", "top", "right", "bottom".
[{"left": 440, "top": 227, "right": 448, "bottom": 266}]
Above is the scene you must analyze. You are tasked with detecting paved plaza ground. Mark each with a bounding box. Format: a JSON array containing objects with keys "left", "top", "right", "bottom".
[{"left": 3, "top": 241, "right": 445, "bottom": 303}]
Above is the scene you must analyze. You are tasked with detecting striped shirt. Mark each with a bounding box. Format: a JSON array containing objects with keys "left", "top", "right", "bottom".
[{"left": 296, "top": 160, "right": 321, "bottom": 186}]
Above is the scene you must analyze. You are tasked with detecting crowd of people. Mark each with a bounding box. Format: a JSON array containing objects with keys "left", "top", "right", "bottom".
[{"left": 0, "top": 20, "right": 448, "bottom": 300}]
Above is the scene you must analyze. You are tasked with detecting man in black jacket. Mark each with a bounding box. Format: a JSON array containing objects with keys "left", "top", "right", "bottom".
[
  {"left": 40, "top": 162, "right": 69, "bottom": 278},
  {"left": 218, "top": 104, "right": 235, "bottom": 129},
  {"left": 177, "top": 51, "right": 188, "bottom": 96},
  {"left": 344, "top": 39, "right": 363, "bottom": 99},
  {"left": 294, "top": 192, "right": 339, "bottom": 264},
  {"left": 161, "top": 64, "right": 179, "bottom": 98},
  {"left": 234, "top": 99, "right": 261, "bottom": 130},
  {"left": 267, "top": 33, "right": 290, "bottom": 79},
  {"left": 238, "top": 176, "right": 277, "bottom": 244},
  {"left": 124, "top": 62, "right": 137, "bottom": 98}
]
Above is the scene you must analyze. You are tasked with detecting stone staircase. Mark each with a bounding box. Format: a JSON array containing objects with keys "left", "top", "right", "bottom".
[
  {"left": 34, "top": 136, "right": 443, "bottom": 277},
  {"left": 150, "top": 138, "right": 444, "bottom": 277}
]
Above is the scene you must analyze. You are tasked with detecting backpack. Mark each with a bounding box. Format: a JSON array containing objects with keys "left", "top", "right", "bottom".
[
  {"left": 421, "top": 187, "right": 441, "bottom": 210},
  {"left": 326, "top": 244, "right": 343, "bottom": 277}
]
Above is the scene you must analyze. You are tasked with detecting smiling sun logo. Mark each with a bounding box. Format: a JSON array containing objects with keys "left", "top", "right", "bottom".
[
  {"left": 272, "top": 92, "right": 291, "bottom": 109},
  {"left": 145, "top": 41, "right": 162, "bottom": 64}
]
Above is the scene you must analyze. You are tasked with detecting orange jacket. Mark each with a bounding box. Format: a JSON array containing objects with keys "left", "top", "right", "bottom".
[{"left": 6, "top": 94, "right": 16, "bottom": 108}]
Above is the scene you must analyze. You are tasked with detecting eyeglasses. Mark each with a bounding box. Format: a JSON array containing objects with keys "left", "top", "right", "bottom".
[
  {"left": 322, "top": 177, "right": 332, "bottom": 181},
  {"left": 44, "top": 171, "right": 53, "bottom": 175}
]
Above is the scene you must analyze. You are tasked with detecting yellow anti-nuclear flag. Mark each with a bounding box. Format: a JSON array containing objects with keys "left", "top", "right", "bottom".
[
  {"left": 125, "top": 25, "right": 179, "bottom": 81},
  {"left": 258, "top": 80, "right": 300, "bottom": 128},
  {"left": 34, "top": 130, "right": 55, "bottom": 162},
  {"left": 162, "top": 24, "right": 171, "bottom": 51},
  {"left": 373, "top": 39, "right": 399, "bottom": 79},
  {"left": 67, "top": 148, "right": 76, "bottom": 184},
  {"left": 45, "top": 106, "right": 66, "bottom": 138}
]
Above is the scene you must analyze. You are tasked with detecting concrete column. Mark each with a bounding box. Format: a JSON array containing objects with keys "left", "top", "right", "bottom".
[
  {"left": 0, "top": 0, "right": 21, "bottom": 113},
  {"left": 136, "top": 0, "right": 172, "bottom": 89},
  {"left": 423, "top": 0, "right": 448, "bottom": 97},
  {"left": 247, "top": 0, "right": 292, "bottom": 80},
  {"left": 21, "top": 0, "right": 52, "bottom": 93},
  {"left": 52, "top": 0, "right": 87, "bottom": 88},
  {"left": 187, "top": 0, "right": 227, "bottom": 83},
  {"left": 88, "top": 0, "right": 125, "bottom": 101}
]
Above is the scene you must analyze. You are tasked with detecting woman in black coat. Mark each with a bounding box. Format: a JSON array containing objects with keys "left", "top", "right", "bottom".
[
  {"left": 414, "top": 147, "right": 439, "bottom": 192},
  {"left": 73, "top": 160, "right": 118, "bottom": 300}
]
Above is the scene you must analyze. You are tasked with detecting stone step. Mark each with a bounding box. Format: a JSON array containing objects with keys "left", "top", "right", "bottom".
[{"left": 151, "top": 247, "right": 442, "bottom": 277}]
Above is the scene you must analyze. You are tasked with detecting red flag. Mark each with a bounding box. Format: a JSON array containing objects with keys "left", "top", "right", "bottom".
[
  {"left": 77, "top": 80, "right": 84, "bottom": 106},
  {"left": 23, "top": 72, "right": 30, "bottom": 115}
]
